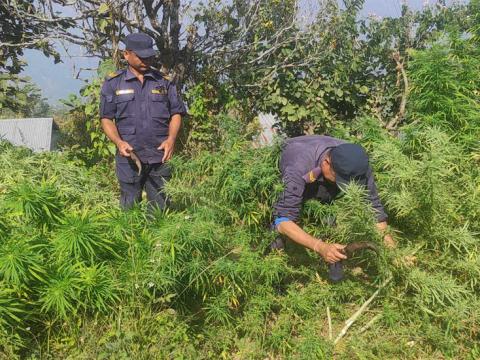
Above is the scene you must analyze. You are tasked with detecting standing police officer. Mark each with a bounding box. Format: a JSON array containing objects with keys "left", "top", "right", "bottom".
[
  {"left": 272, "top": 135, "right": 396, "bottom": 264},
  {"left": 100, "top": 32, "right": 186, "bottom": 210}
]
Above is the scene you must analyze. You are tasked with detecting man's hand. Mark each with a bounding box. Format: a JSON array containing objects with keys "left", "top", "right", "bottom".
[
  {"left": 277, "top": 221, "right": 347, "bottom": 263},
  {"left": 315, "top": 242, "right": 347, "bottom": 264},
  {"left": 158, "top": 138, "right": 175, "bottom": 162},
  {"left": 376, "top": 221, "right": 397, "bottom": 249},
  {"left": 383, "top": 234, "right": 397, "bottom": 249},
  {"left": 117, "top": 140, "right": 133, "bottom": 157}
]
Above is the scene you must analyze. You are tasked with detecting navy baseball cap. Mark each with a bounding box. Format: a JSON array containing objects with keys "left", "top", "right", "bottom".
[
  {"left": 123, "top": 33, "right": 156, "bottom": 58},
  {"left": 330, "top": 143, "right": 369, "bottom": 190}
]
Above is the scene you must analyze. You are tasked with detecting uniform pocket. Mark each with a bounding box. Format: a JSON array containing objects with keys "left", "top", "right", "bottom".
[
  {"left": 115, "top": 93, "right": 135, "bottom": 119},
  {"left": 153, "top": 125, "right": 169, "bottom": 137},
  {"left": 150, "top": 93, "right": 170, "bottom": 119},
  {"left": 117, "top": 126, "right": 136, "bottom": 143}
]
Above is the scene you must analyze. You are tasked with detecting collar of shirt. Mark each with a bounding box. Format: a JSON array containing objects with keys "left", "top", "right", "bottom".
[
  {"left": 124, "top": 67, "right": 161, "bottom": 81},
  {"left": 302, "top": 148, "right": 332, "bottom": 183}
]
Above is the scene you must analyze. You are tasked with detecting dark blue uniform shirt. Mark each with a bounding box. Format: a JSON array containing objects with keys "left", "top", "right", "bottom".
[
  {"left": 100, "top": 67, "right": 186, "bottom": 164},
  {"left": 273, "top": 135, "right": 388, "bottom": 225}
]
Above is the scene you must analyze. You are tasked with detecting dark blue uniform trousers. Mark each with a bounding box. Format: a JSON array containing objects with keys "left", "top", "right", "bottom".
[{"left": 116, "top": 158, "right": 171, "bottom": 210}]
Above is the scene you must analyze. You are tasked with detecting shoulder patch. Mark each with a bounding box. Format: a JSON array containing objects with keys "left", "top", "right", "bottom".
[{"left": 106, "top": 70, "right": 123, "bottom": 80}]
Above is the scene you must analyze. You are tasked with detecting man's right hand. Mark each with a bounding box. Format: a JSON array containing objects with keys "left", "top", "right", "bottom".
[
  {"left": 277, "top": 220, "right": 348, "bottom": 264},
  {"left": 315, "top": 242, "right": 347, "bottom": 264},
  {"left": 117, "top": 140, "right": 133, "bottom": 157}
]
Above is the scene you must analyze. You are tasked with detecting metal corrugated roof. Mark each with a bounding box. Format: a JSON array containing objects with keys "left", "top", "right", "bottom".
[{"left": 0, "top": 118, "right": 53, "bottom": 152}]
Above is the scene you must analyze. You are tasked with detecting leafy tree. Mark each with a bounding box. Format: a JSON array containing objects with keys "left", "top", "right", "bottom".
[
  {"left": 0, "top": 77, "right": 51, "bottom": 118},
  {"left": 0, "top": 0, "right": 66, "bottom": 74},
  {"left": 177, "top": 0, "right": 469, "bottom": 140},
  {"left": 57, "top": 60, "right": 116, "bottom": 163},
  {"left": 4, "top": 0, "right": 197, "bottom": 85},
  {"left": 0, "top": 0, "right": 73, "bottom": 113}
]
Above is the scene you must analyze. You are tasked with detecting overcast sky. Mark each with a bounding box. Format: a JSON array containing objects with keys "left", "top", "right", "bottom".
[{"left": 21, "top": 0, "right": 463, "bottom": 105}]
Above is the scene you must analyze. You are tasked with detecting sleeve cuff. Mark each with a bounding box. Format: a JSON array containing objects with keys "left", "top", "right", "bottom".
[
  {"left": 171, "top": 110, "right": 187, "bottom": 117},
  {"left": 273, "top": 217, "right": 291, "bottom": 229}
]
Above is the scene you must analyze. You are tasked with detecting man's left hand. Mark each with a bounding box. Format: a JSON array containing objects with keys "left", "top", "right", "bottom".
[
  {"left": 158, "top": 138, "right": 175, "bottom": 162},
  {"left": 383, "top": 233, "right": 396, "bottom": 249},
  {"left": 376, "top": 221, "right": 397, "bottom": 249}
]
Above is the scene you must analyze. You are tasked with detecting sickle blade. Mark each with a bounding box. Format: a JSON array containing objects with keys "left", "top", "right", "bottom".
[
  {"left": 130, "top": 151, "right": 142, "bottom": 176},
  {"left": 344, "top": 241, "right": 379, "bottom": 258}
]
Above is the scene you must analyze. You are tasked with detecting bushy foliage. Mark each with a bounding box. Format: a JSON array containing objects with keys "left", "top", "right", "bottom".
[
  {"left": 57, "top": 60, "right": 117, "bottom": 163},
  {"left": 407, "top": 40, "right": 480, "bottom": 148},
  {"left": 1, "top": 97, "right": 479, "bottom": 358},
  {"left": 166, "top": 118, "right": 283, "bottom": 229},
  {"left": 0, "top": 77, "right": 52, "bottom": 119}
]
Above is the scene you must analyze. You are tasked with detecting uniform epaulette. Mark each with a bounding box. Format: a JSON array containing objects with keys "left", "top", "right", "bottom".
[{"left": 105, "top": 70, "right": 123, "bottom": 80}]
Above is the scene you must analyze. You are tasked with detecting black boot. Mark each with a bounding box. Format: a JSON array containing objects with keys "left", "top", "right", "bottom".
[{"left": 267, "top": 236, "right": 285, "bottom": 252}]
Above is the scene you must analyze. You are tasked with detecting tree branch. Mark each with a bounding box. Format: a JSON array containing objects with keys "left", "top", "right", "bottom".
[{"left": 386, "top": 51, "right": 409, "bottom": 130}]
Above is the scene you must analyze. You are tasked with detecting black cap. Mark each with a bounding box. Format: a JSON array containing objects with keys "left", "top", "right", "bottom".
[
  {"left": 123, "top": 33, "right": 156, "bottom": 58},
  {"left": 330, "top": 143, "right": 369, "bottom": 189}
]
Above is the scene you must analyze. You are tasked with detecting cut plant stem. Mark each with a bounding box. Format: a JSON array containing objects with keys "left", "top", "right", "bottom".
[
  {"left": 327, "top": 306, "right": 332, "bottom": 341},
  {"left": 334, "top": 276, "right": 393, "bottom": 345},
  {"left": 359, "top": 313, "right": 382, "bottom": 334}
]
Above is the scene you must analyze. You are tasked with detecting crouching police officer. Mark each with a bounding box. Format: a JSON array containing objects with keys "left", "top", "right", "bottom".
[
  {"left": 271, "top": 135, "right": 396, "bottom": 264},
  {"left": 100, "top": 33, "right": 186, "bottom": 210}
]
